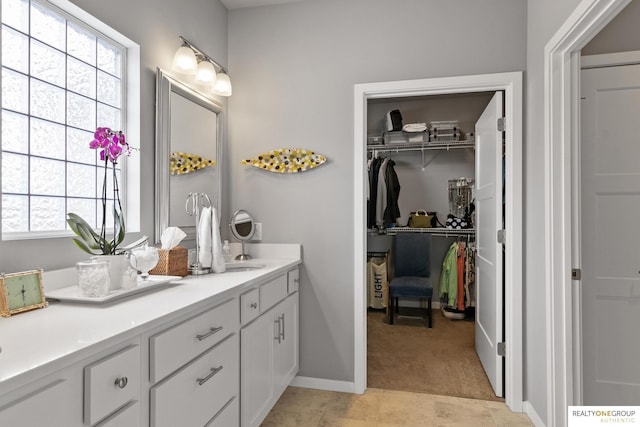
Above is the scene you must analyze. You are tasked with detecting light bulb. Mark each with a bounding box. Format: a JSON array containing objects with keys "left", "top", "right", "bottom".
[
  {"left": 196, "top": 60, "right": 217, "bottom": 85},
  {"left": 213, "top": 71, "right": 232, "bottom": 96},
  {"left": 172, "top": 46, "right": 197, "bottom": 75}
]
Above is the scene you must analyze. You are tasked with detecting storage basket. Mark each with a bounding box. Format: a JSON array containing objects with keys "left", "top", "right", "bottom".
[{"left": 149, "top": 246, "right": 189, "bottom": 277}]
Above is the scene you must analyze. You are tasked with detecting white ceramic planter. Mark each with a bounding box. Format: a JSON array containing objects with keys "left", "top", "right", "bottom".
[{"left": 90, "top": 254, "right": 128, "bottom": 291}]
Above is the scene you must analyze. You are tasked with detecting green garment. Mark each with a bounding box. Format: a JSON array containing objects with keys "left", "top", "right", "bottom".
[{"left": 439, "top": 242, "right": 458, "bottom": 306}]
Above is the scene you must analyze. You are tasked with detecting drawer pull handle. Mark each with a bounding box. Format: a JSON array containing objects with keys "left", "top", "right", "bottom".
[
  {"left": 197, "top": 366, "right": 223, "bottom": 386},
  {"left": 294, "top": 278, "right": 299, "bottom": 284},
  {"left": 280, "top": 313, "right": 286, "bottom": 341},
  {"left": 250, "top": 302, "right": 258, "bottom": 309},
  {"left": 114, "top": 377, "right": 128, "bottom": 389},
  {"left": 274, "top": 318, "right": 281, "bottom": 343},
  {"left": 196, "top": 326, "right": 223, "bottom": 341}
]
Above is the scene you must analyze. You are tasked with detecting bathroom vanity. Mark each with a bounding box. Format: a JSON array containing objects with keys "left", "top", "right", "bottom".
[{"left": 0, "top": 244, "right": 301, "bottom": 427}]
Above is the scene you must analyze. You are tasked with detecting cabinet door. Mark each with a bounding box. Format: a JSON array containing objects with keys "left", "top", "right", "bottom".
[
  {"left": 240, "top": 308, "right": 276, "bottom": 427},
  {"left": 273, "top": 293, "right": 298, "bottom": 398},
  {"left": 0, "top": 377, "right": 81, "bottom": 426}
]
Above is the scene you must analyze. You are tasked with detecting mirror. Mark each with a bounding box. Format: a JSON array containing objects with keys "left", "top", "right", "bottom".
[
  {"left": 155, "top": 68, "right": 223, "bottom": 243},
  {"left": 230, "top": 209, "right": 255, "bottom": 260}
]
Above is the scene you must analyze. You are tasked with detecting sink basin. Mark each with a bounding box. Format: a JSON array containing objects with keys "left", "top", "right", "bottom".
[{"left": 225, "top": 262, "right": 265, "bottom": 272}]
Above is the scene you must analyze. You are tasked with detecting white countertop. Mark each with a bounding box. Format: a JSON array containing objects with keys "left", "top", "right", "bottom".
[{"left": 0, "top": 244, "right": 301, "bottom": 392}]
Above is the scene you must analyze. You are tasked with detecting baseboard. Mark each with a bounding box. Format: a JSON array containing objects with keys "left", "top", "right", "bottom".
[
  {"left": 523, "top": 401, "right": 546, "bottom": 427},
  {"left": 290, "top": 376, "right": 356, "bottom": 393}
]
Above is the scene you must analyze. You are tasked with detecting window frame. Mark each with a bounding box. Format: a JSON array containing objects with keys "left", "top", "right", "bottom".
[{"left": 0, "top": 0, "right": 141, "bottom": 241}]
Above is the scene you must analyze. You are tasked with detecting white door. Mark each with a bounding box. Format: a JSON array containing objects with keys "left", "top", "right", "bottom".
[
  {"left": 580, "top": 64, "right": 640, "bottom": 405},
  {"left": 475, "top": 91, "right": 504, "bottom": 397}
]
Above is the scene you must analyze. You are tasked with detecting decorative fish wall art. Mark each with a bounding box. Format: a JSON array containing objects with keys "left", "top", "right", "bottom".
[
  {"left": 241, "top": 148, "right": 327, "bottom": 173},
  {"left": 170, "top": 152, "right": 217, "bottom": 175}
]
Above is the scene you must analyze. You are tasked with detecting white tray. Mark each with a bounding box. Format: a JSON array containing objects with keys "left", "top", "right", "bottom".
[{"left": 46, "top": 275, "right": 182, "bottom": 304}]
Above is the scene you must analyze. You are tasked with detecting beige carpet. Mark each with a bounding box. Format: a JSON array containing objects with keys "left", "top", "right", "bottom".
[{"left": 367, "top": 309, "right": 503, "bottom": 402}]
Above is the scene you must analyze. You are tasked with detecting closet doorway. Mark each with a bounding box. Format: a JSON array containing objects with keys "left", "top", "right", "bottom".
[{"left": 353, "top": 72, "right": 523, "bottom": 412}]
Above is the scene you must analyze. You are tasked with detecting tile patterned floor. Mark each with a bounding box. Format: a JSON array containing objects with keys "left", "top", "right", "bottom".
[{"left": 262, "top": 387, "right": 534, "bottom": 427}]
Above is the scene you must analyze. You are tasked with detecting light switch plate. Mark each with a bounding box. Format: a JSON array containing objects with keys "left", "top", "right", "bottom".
[{"left": 253, "top": 223, "right": 262, "bottom": 241}]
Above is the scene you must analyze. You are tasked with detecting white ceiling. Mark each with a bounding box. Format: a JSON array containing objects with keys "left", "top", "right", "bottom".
[{"left": 221, "top": 0, "right": 306, "bottom": 9}]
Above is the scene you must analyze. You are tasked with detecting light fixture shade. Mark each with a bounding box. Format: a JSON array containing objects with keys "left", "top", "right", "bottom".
[
  {"left": 172, "top": 46, "right": 197, "bottom": 75},
  {"left": 213, "top": 71, "right": 232, "bottom": 96},
  {"left": 195, "top": 60, "right": 217, "bottom": 84}
]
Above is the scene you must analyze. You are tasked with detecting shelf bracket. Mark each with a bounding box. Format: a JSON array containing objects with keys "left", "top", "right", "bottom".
[{"left": 421, "top": 150, "right": 444, "bottom": 171}]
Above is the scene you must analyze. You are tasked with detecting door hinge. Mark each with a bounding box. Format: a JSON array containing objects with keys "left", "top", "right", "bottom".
[
  {"left": 497, "top": 342, "right": 506, "bottom": 357},
  {"left": 572, "top": 268, "right": 581, "bottom": 280},
  {"left": 497, "top": 229, "right": 506, "bottom": 245},
  {"left": 497, "top": 117, "right": 506, "bottom": 132}
]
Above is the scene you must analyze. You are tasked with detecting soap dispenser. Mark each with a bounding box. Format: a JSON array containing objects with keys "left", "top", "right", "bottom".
[{"left": 222, "top": 240, "right": 231, "bottom": 262}]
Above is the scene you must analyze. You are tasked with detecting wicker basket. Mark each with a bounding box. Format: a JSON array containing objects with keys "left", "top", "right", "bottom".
[{"left": 149, "top": 246, "right": 189, "bottom": 277}]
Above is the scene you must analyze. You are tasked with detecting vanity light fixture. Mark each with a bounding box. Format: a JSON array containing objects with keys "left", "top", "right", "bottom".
[{"left": 173, "top": 36, "right": 232, "bottom": 96}]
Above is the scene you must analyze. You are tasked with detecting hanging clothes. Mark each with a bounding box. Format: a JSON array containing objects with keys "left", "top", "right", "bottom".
[
  {"left": 367, "top": 157, "right": 383, "bottom": 228},
  {"left": 440, "top": 240, "right": 476, "bottom": 316},
  {"left": 439, "top": 242, "right": 458, "bottom": 307},
  {"left": 367, "top": 156, "right": 401, "bottom": 228},
  {"left": 456, "top": 242, "right": 466, "bottom": 311},
  {"left": 383, "top": 159, "right": 401, "bottom": 225},
  {"left": 376, "top": 158, "right": 389, "bottom": 226}
]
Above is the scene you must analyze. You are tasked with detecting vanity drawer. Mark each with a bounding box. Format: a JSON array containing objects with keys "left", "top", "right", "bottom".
[
  {"left": 260, "top": 274, "right": 288, "bottom": 312},
  {"left": 241, "top": 288, "right": 260, "bottom": 324},
  {"left": 150, "top": 298, "right": 239, "bottom": 383},
  {"left": 94, "top": 401, "right": 139, "bottom": 427},
  {"left": 288, "top": 268, "right": 299, "bottom": 294},
  {"left": 151, "top": 334, "right": 239, "bottom": 427},
  {"left": 84, "top": 345, "right": 141, "bottom": 426},
  {"left": 206, "top": 396, "right": 239, "bottom": 427}
]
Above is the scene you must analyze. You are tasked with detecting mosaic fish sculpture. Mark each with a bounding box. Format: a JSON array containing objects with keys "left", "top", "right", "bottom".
[
  {"left": 241, "top": 148, "right": 327, "bottom": 173},
  {"left": 170, "top": 152, "right": 217, "bottom": 175}
]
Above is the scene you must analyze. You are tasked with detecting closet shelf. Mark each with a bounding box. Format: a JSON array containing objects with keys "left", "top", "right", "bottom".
[
  {"left": 368, "top": 227, "right": 475, "bottom": 237},
  {"left": 367, "top": 140, "right": 474, "bottom": 154}
]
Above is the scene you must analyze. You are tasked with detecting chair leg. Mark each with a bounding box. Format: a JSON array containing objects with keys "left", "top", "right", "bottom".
[
  {"left": 389, "top": 296, "right": 394, "bottom": 324},
  {"left": 427, "top": 297, "right": 432, "bottom": 328},
  {"left": 395, "top": 297, "right": 399, "bottom": 313}
]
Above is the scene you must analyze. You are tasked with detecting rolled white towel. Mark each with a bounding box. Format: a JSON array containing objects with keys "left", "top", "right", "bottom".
[
  {"left": 198, "top": 207, "right": 213, "bottom": 268},
  {"left": 210, "top": 207, "right": 226, "bottom": 273}
]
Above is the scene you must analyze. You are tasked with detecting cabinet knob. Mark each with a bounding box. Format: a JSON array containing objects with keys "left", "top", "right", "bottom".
[
  {"left": 114, "top": 377, "right": 128, "bottom": 389},
  {"left": 294, "top": 278, "right": 299, "bottom": 284},
  {"left": 250, "top": 302, "right": 258, "bottom": 309}
]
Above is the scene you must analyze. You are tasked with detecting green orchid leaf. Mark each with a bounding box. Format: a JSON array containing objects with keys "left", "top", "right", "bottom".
[
  {"left": 67, "top": 213, "right": 102, "bottom": 249},
  {"left": 71, "top": 237, "right": 100, "bottom": 255}
]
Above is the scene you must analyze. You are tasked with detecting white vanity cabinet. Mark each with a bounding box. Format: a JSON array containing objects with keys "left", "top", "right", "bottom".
[
  {"left": 0, "top": 252, "right": 301, "bottom": 427},
  {"left": 84, "top": 344, "right": 142, "bottom": 426},
  {"left": 0, "top": 375, "right": 82, "bottom": 425},
  {"left": 0, "top": 340, "right": 142, "bottom": 427},
  {"left": 149, "top": 298, "right": 240, "bottom": 427},
  {"left": 240, "top": 268, "right": 299, "bottom": 427}
]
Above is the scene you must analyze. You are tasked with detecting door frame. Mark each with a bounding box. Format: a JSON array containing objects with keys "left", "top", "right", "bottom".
[
  {"left": 353, "top": 71, "right": 523, "bottom": 411},
  {"left": 544, "top": 0, "right": 631, "bottom": 426}
]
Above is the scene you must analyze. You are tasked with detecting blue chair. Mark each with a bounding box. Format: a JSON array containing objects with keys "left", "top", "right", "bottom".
[{"left": 388, "top": 233, "right": 433, "bottom": 328}]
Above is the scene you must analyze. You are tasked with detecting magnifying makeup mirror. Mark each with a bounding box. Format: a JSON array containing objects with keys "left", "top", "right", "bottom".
[{"left": 230, "top": 209, "right": 255, "bottom": 260}]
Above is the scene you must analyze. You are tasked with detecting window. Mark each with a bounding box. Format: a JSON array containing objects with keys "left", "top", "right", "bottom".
[{"left": 1, "top": 0, "right": 139, "bottom": 239}]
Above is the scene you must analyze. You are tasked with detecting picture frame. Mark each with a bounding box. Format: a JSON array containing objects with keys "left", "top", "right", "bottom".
[{"left": 0, "top": 269, "right": 48, "bottom": 317}]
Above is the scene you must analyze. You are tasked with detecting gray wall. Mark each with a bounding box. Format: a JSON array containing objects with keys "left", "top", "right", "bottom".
[
  {"left": 228, "top": 0, "right": 526, "bottom": 383},
  {"left": 583, "top": 0, "right": 640, "bottom": 55},
  {"left": 0, "top": 0, "right": 228, "bottom": 273},
  {"left": 526, "top": 0, "right": 583, "bottom": 421}
]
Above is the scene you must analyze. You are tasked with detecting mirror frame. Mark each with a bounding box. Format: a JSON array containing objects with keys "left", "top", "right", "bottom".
[
  {"left": 155, "top": 68, "right": 224, "bottom": 244},
  {"left": 230, "top": 209, "right": 255, "bottom": 241}
]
